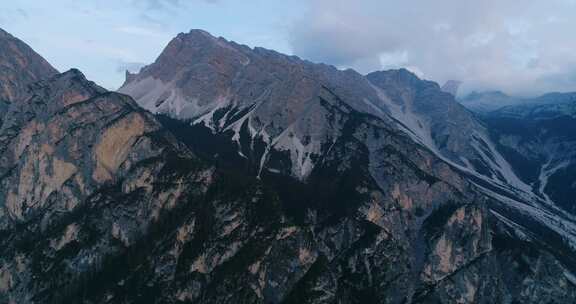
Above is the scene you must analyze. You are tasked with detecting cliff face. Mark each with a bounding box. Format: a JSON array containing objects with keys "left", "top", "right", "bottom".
[
  {"left": 0, "top": 67, "right": 219, "bottom": 303},
  {"left": 0, "top": 28, "right": 58, "bottom": 130},
  {"left": 0, "top": 28, "right": 58, "bottom": 103},
  {"left": 0, "top": 28, "right": 575, "bottom": 304}
]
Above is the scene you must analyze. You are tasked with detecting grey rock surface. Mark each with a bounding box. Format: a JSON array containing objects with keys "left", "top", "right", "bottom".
[
  {"left": 0, "top": 28, "right": 575, "bottom": 304},
  {"left": 0, "top": 28, "right": 58, "bottom": 103}
]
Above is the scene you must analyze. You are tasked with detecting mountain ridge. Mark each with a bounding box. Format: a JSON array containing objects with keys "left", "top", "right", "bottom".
[
  {"left": 120, "top": 30, "right": 531, "bottom": 195},
  {"left": 120, "top": 28, "right": 576, "bottom": 302},
  {"left": 1, "top": 27, "right": 575, "bottom": 303}
]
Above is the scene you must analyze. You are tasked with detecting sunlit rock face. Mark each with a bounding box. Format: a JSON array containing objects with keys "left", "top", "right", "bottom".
[
  {"left": 0, "top": 28, "right": 575, "bottom": 303},
  {"left": 0, "top": 68, "right": 218, "bottom": 303},
  {"left": 0, "top": 28, "right": 58, "bottom": 129},
  {"left": 0, "top": 28, "right": 58, "bottom": 103}
]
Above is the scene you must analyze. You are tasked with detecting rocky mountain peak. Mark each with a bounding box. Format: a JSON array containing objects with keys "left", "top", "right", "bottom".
[
  {"left": 40, "top": 68, "right": 90, "bottom": 89},
  {"left": 183, "top": 28, "right": 219, "bottom": 41},
  {"left": 130, "top": 28, "right": 249, "bottom": 86},
  {"left": 20, "top": 68, "right": 107, "bottom": 113},
  {"left": 169, "top": 29, "right": 220, "bottom": 52},
  {"left": 42, "top": 68, "right": 101, "bottom": 90}
]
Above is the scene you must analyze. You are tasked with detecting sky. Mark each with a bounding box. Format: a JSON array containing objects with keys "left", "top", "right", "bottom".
[{"left": 2, "top": 0, "right": 576, "bottom": 96}]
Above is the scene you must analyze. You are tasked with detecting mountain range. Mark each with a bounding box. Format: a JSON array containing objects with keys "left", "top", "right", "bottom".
[
  {"left": 461, "top": 90, "right": 576, "bottom": 216},
  {"left": 1, "top": 28, "right": 575, "bottom": 304}
]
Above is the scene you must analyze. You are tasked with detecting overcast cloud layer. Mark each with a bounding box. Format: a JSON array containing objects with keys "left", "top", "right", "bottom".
[
  {"left": 291, "top": 0, "right": 576, "bottom": 96},
  {"left": 1, "top": 0, "right": 576, "bottom": 95}
]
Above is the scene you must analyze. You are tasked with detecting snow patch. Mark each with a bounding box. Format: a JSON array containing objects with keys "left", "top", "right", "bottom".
[
  {"left": 119, "top": 76, "right": 231, "bottom": 121},
  {"left": 271, "top": 125, "right": 322, "bottom": 179}
]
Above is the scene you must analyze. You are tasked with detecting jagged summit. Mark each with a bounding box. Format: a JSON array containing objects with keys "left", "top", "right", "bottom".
[
  {"left": 60, "top": 67, "right": 84, "bottom": 76},
  {"left": 170, "top": 28, "right": 227, "bottom": 50},
  {"left": 26, "top": 68, "right": 107, "bottom": 109},
  {"left": 186, "top": 28, "right": 214, "bottom": 37},
  {"left": 46, "top": 68, "right": 104, "bottom": 89}
]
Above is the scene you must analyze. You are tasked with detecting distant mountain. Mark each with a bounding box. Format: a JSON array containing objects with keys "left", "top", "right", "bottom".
[
  {"left": 475, "top": 92, "right": 576, "bottom": 215},
  {"left": 492, "top": 92, "right": 576, "bottom": 119},
  {"left": 1, "top": 28, "right": 576, "bottom": 303},
  {"left": 460, "top": 90, "right": 576, "bottom": 115},
  {"left": 459, "top": 91, "right": 522, "bottom": 113}
]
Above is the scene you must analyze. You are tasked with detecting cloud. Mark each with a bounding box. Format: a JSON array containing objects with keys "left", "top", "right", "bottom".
[
  {"left": 128, "top": 0, "right": 219, "bottom": 29},
  {"left": 0, "top": 7, "right": 29, "bottom": 26},
  {"left": 132, "top": 0, "right": 218, "bottom": 11},
  {"left": 290, "top": 0, "right": 576, "bottom": 96},
  {"left": 134, "top": 0, "right": 183, "bottom": 10}
]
